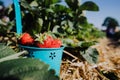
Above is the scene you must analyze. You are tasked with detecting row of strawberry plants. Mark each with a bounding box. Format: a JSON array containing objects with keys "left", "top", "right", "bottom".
[{"left": 1, "top": 0, "right": 105, "bottom": 64}]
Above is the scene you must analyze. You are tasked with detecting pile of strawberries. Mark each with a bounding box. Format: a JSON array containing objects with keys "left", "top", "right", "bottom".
[{"left": 19, "top": 32, "right": 62, "bottom": 48}]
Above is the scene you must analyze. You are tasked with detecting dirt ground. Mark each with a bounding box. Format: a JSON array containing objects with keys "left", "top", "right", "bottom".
[{"left": 60, "top": 37, "right": 120, "bottom": 80}]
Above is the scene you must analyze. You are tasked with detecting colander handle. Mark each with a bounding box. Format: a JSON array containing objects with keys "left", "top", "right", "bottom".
[{"left": 13, "top": 0, "right": 22, "bottom": 34}]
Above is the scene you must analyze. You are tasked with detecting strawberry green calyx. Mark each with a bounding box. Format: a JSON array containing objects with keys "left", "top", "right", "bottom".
[
  {"left": 35, "top": 33, "right": 45, "bottom": 44},
  {"left": 35, "top": 33, "right": 52, "bottom": 44}
]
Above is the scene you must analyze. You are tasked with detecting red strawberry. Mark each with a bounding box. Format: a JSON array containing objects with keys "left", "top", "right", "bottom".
[
  {"left": 35, "top": 33, "right": 62, "bottom": 48},
  {"left": 51, "top": 39, "right": 62, "bottom": 48},
  {"left": 36, "top": 35, "right": 53, "bottom": 48},
  {"left": 20, "top": 33, "right": 34, "bottom": 45}
]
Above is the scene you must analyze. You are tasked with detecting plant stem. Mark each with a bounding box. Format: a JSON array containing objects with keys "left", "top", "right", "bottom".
[{"left": 48, "top": 22, "right": 51, "bottom": 31}]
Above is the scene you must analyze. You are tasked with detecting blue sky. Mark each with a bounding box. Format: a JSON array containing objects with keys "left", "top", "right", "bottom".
[
  {"left": 0, "top": 0, "right": 13, "bottom": 7},
  {"left": 82, "top": 0, "right": 120, "bottom": 29},
  {"left": 1, "top": 0, "right": 120, "bottom": 29}
]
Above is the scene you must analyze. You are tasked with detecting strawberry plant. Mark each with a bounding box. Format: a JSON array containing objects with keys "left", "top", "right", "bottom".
[
  {"left": 4, "top": 0, "right": 105, "bottom": 64},
  {"left": 5, "top": 0, "right": 104, "bottom": 38},
  {"left": 0, "top": 44, "right": 59, "bottom": 80}
]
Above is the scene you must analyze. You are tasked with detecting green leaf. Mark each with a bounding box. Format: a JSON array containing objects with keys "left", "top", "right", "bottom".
[
  {"left": 0, "top": 58, "right": 48, "bottom": 76},
  {"left": 80, "top": 47, "right": 99, "bottom": 64},
  {"left": 44, "top": 0, "right": 61, "bottom": 7},
  {"left": 43, "top": 69, "right": 59, "bottom": 80},
  {"left": 21, "top": 0, "right": 31, "bottom": 9},
  {"left": 0, "top": 44, "right": 59, "bottom": 80},
  {"left": 52, "top": 25, "right": 61, "bottom": 33},
  {"left": 46, "top": 8, "right": 54, "bottom": 13},
  {"left": 33, "top": 18, "right": 43, "bottom": 34},
  {"left": 37, "top": 0, "right": 61, "bottom": 7},
  {"left": 78, "top": 41, "right": 96, "bottom": 50},
  {"left": 53, "top": 4, "right": 70, "bottom": 13},
  {"left": 80, "top": 1, "right": 99, "bottom": 11},
  {"left": 0, "top": 58, "right": 59, "bottom": 80},
  {"left": 30, "top": 1, "right": 38, "bottom": 7},
  {"left": 65, "top": 0, "right": 80, "bottom": 11},
  {"left": 0, "top": 43, "right": 16, "bottom": 59},
  {"left": 62, "top": 38, "right": 75, "bottom": 47}
]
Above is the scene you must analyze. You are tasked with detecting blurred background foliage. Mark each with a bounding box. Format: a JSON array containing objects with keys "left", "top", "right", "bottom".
[
  {"left": 3, "top": 0, "right": 105, "bottom": 47},
  {"left": 0, "top": 0, "right": 106, "bottom": 64}
]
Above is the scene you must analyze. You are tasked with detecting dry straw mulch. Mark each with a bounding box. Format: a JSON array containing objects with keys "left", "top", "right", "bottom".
[{"left": 60, "top": 37, "right": 120, "bottom": 80}]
